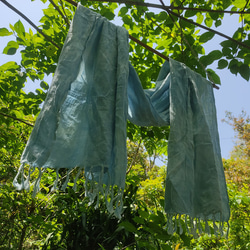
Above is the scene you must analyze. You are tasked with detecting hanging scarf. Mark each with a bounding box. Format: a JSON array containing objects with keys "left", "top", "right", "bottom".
[{"left": 13, "top": 4, "right": 230, "bottom": 234}]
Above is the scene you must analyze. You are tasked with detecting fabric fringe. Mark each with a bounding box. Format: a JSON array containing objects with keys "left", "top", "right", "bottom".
[
  {"left": 165, "top": 213, "right": 229, "bottom": 238},
  {"left": 13, "top": 165, "right": 124, "bottom": 219},
  {"left": 13, "top": 165, "right": 229, "bottom": 236}
]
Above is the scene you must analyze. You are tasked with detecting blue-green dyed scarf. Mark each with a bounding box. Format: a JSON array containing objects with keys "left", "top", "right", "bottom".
[{"left": 13, "top": 4, "right": 230, "bottom": 235}]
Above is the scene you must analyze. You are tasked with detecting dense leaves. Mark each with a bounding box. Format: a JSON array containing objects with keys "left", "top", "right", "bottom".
[{"left": 1, "top": 0, "right": 250, "bottom": 249}]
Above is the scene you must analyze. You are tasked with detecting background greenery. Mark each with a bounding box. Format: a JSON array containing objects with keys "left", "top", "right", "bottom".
[{"left": 0, "top": 0, "right": 250, "bottom": 249}]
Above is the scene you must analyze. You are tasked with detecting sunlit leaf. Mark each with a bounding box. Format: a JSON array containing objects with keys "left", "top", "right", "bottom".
[
  {"left": 3, "top": 41, "right": 19, "bottom": 55},
  {"left": 0, "top": 27, "right": 13, "bottom": 37},
  {"left": 199, "top": 32, "right": 215, "bottom": 43}
]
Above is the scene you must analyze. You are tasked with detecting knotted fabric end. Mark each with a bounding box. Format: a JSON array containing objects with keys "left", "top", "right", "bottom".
[
  {"left": 13, "top": 164, "right": 125, "bottom": 219},
  {"left": 165, "top": 213, "right": 230, "bottom": 238}
]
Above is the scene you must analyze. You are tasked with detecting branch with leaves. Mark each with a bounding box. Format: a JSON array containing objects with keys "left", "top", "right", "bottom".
[
  {"left": 0, "top": 0, "right": 61, "bottom": 49},
  {"left": 81, "top": 0, "right": 250, "bottom": 51},
  {"left": 0, "top": 112, "right": 34, "bottom": 127}
]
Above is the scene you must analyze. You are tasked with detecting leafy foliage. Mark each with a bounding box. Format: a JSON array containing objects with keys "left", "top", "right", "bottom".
[{"left": 1, "top": 0, "right": 250, "bottom": 249}]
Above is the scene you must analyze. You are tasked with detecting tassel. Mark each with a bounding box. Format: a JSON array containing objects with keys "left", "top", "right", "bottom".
[
  {"left": 61, "top": 169, "right": 71, "bottom": 191},
  {"left": 24, "top": 166, "right": 36, "bottom": 191},
  {"left": 185, "top": 215, "right": 190, "bottom": 234},
  {"left": 178, "top": 215, "right": 183, "bottom": 235},
  {"left": 226, "top": 222, "right": 230, "bottom": 239},
  {"left": 73, "top": 167, "right": 82, "bottom": 191},
  {"left": 173, "top": 214, "right": 178, "bottom": 233},
  {"left": 167, "top": 214, "right": 174, "bottom": 234},
  {"left": 205, "top": 219, "right": 210, "bottom": 234},
  {"left": 32, "top": 168, "right": 42, "bottom": 197},
  {"left": 51, "top": 169, "right": 60, "bottom": 192},
  {"left": 13, "top": 163, "right": 24, "bottom": 190},
  {"left": 197, "top": 218, "right": 203, "bottom": 235},
  {"left": 219, "top": 221, "right": 224, "bottom": 236},
  {"left": 213, "top": 216, "right": 219, "bottom": 236}
]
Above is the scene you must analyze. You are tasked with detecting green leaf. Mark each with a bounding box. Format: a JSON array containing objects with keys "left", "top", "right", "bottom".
[
  {"left": 239, "top": 64, "right": 250, "bottom": 81},
  {"left": 40, "top": 81, "right": 49, "bottom": 90},
  {"left": 220, "top": 40, "right": 233, "bottom": 48},
  {"left": 215, "top": 19, "right": 222, "bottom": 27},
  {"left": 3, "top": 41, "right": 19, "bottom": 55},
  {"left": 0, "top": 28, "right": 13, "bottom": 37},
  {"left": 208, "top": 50, "right": 223, "bottom": 60},
  {"left": 119, "top": 221, "right": 137, "bottom": 233},
  {"left": 119, "top": 6, "right": 128, "bottom": 17},
  {"left": 46, "top": 45, "right": 56, "bottom": 57},
  {"left": 204, "top": 17, "right": 213, "bottom": 27},
  {"left": 0, "top": 61, "right": 19, "bottom": 71},
  {"left": 196, "top": 12, "right": 204, "bottom": 24},
  {"left": 229, "top": 59, "right": 239, "bottom": 74},
  {"left": 122, "top": 15, "right": 133, "bottom": 27},
  {"left": 102, "top": 10, "right": 115, "bottom": 20},
  {"left": 23, "top": 60, "right": 33, "bottom": 66},
  {"left": 185, "top": 10, "right": 197, "bottom": 18},
  {"left": 14, "top": 20, "right": 25, "bottom": 38},
  {"left": 233, "top": 0, "right": 246, "bottom": 8},
  {"left": 218, "top": 59, "right": 228, "bottom": 69},
  {"left": 199, "top": 32, "right": 215, "bottom": 43},
  {"left": 158, "top": 11, "right": 168, "bottom": 21},
  {"left": 207, "top": 68, "right": 221, "bottom": 84},
  {"left": 223, "top": 0, "right": 232, "bottom": 9},
  {"left": 200, "top": 50, "right": 222, "bottom": 66}
]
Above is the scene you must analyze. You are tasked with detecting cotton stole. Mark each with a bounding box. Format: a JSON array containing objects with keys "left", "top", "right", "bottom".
[{"left": 13, "top": 4, "right": 230, "bottom": 235}]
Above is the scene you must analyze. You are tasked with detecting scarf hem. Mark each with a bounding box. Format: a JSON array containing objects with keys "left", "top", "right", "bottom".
[{"left": 13, "top": 163, "right": 124, "bottom": 219}]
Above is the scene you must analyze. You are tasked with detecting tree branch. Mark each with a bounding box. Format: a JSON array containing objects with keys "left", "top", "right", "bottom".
[
  {"left": 49, "top": 0, "right": 70, "bottom": 27},
  {"left": 0, "top": 112, "right": 34, "bottom": 127},
  {"left": 86, "top": 0, "right": 250, "bottom": 51},
  {"left": 243, "top": 0, "right": 250, "bottom": 12},
  {"left": 129, "top": 35, "right": 169, "bottom": 61},
  {"left": 0, "top": 0, "right": 61, "bottom": 50}
]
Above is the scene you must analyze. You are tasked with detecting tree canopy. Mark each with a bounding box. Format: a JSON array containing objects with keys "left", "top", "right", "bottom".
[
  {"left": 0, "top": 0, "right": 250, "bottom": 249},
  {"left": 1, "top": 0, "right": 250, "bottom": 134}
]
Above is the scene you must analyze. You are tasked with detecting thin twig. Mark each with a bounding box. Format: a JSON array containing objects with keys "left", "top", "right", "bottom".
[
  {"left": 0, "top": 112, "right": 34, "bottom": 127},
  {"left": 158, "top": 0, "right": 165, "bottom": 6},
  {"left": 49, "top": 0, "right": 70, "bottom": 27},
  {"left": 59, "top": 0, "right": 70, "bottom": 24},
  {"left": 0, "top": 0, "right": 61, "bottom": 50},
  {"left": 64, "top": 0, "right": 77, "bottom": 7},
  {"left": 242, "top": 0, "right": 249, "bottom": 12}
]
